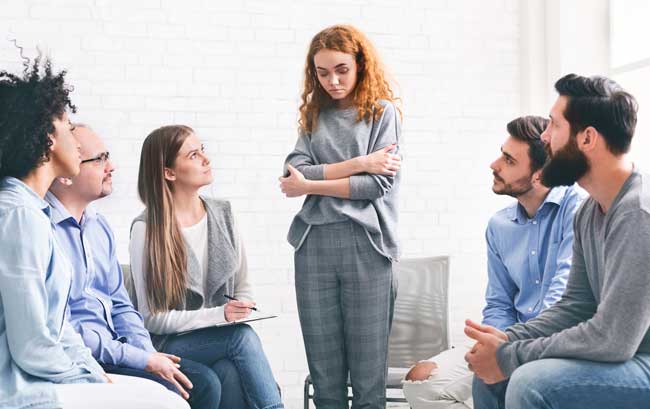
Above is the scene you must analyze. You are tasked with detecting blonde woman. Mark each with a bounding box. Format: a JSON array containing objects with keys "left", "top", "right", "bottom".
[{"left": 130, "top": 125, "right": 283, "bottom": 409}]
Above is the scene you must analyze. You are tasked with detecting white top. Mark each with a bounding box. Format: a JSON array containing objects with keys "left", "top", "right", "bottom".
[
  {"left": 129, "top": 216, "right": 253, "bottom": 335},
  {"left": 181, "top": 214, "right": 209, "bottom": 290}
]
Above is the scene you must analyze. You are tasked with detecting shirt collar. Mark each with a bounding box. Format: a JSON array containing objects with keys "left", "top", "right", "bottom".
[
  {"left": 45, "top": 191, "right": 97, "bottom": 226},
  {"left": 509, "top": 185, "right": 568, "bottom": 223},
  {"left": 0, "top": 176, "right": 51, "bottom": 218}
]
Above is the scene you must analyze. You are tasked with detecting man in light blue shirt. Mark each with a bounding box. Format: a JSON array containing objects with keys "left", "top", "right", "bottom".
[
  {"left": 46, "top": 134, "right": 157, "bottom": 374},
  {"left": 403, "top": 116, "right": 586, "bottom": 409},
  {"left": 482, "top": 179, "right": 579, "bottom": 329},
  {"left": 47, "top": 124, "right": 224, "bottom": 409}
]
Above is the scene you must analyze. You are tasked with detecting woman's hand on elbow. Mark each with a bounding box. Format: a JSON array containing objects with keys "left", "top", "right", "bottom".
[
  {"left": 360, "top": 144, "right": 400, "bottom": 176},
  {"left": 279, "top": 164, "right": 311, "bottom": 197}
]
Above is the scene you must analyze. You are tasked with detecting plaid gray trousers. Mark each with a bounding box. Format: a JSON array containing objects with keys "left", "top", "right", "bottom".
[{"left": 295, "top": 221, "right": 395, "bottom": 409}]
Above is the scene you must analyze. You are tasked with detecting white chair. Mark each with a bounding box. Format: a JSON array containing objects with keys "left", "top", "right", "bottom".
[{"left": 303, "top": 255, "right": 452, "bottom": 408}]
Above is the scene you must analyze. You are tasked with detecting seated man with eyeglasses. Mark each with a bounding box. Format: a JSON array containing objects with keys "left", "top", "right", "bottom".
[{"left": 46, "top": 124, "right": 223, "bottom": 409}]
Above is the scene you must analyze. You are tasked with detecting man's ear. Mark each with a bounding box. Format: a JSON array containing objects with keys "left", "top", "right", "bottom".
[
  {"left": 164, "top": 167, "right": 176, "bottom": 181},
  {"left": 577, "top": 126, "right": 598, "bottom": 153},
  {"left": 531, "top": 168, "right": 543, "bottom": 185}
]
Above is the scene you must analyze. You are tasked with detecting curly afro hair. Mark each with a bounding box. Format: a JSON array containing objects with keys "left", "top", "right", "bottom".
[{"left": 0, "top": 54, "right": 76, "bottom": 179}]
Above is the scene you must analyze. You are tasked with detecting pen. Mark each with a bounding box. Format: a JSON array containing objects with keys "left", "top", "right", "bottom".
[{"left": 224, "top": 294, "right": 258, "bottom": 311}]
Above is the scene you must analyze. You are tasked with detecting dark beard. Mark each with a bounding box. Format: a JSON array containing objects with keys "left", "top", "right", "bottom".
[
  {"left": 541, "top": 136, "right": 589, "bottom": 187},
  {"left": 492, "top": 173, "right": 534, "bottom": 197}
]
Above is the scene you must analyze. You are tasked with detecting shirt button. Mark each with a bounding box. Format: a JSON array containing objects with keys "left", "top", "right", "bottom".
[
  {"left": 528, "top": 307, "right": 533, "bottom": 312},
  {"left": 535, "top": 280, "right": 540, "bottom": 284},
  {"left": 531, "top": 250, "right": 536, "bottom": 255},
  {"left": 532, "top": 220, "right": 537, "bottom": 225}
]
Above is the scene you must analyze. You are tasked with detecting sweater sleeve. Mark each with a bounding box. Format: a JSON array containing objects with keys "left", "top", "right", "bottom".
[
  {"left": 232, "top": 219, "right": 253, "bottom": 302},
  {"left": 129, "top": 221, "right": 228, "bottom": 335},
  {"left": 349, "top": 103, "right": 401, "bottom": 200},
  {"left": 284, "top": 133, "right": 325, "bottom": 180},
  {"left": 497, "top": 209, "right": 650, "bottom": 377}
]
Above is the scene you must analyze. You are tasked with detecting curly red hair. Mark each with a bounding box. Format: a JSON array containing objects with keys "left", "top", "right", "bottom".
[{"left": 299, "top": 25, "right": 401, "bottom": 134}]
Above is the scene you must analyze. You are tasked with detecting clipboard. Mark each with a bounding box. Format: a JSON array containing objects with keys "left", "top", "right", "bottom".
[{"left": 214, "top": 311, "right": 278, "bottom": 327}]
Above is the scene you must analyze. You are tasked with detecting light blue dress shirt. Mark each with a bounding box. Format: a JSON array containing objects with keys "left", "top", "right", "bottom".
[
  {"left": 46, "top": 192, "right": 155, "bottom": 371},
  {"left": 0, "top": 177, "right": 105, "bottom": 409},
  {"left": 482, "top": 185, "right": 587, "bottom": 331}
]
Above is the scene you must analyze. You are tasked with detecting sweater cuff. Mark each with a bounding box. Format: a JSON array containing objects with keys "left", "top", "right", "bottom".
[
  {"left": 299, "top": 164, "right": 325, "bottom": 180},
  {"left": 215, "top": 305, "right": 227, "bottom": 325},
  {"left": 349, "top": 175, "right": 379, "bottom": 200},
  {"left": 496, "top": 342, "right": 519, "bottom": 378}
]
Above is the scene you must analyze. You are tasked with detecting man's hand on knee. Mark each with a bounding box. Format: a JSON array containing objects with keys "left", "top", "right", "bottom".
[{"left": 405, "top": 361, "right": 438, "bottom": 381}]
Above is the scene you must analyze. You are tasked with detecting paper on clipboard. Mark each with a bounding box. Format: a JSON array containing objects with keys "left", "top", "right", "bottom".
[{"left": 215, "top": 310, "right": 278, "bottom": 327}]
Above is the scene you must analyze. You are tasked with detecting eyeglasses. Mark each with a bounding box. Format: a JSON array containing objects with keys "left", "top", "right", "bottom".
[{"left": 80, "top": 151, "right": 110, "bottom": 166}]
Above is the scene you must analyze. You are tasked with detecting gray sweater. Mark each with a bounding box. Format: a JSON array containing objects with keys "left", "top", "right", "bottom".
[
  {"left": 497, "top": 169, "right": 650, "bottom": 377},
  {"left": 285, "top": 100, "right": 401, "bottom": 260}
]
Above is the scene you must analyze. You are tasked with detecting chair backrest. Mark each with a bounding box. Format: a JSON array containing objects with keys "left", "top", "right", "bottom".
[
  {"left": 120, "top": 263, "right": 138, "bottom": 310},
  {"left": 387, "top": 256, "right": 451, "bottom": 368}
]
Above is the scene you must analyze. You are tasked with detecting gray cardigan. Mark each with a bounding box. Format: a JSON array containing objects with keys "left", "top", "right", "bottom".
[{"left": 131, "top": 197, "right": 239, "bottom": 348}]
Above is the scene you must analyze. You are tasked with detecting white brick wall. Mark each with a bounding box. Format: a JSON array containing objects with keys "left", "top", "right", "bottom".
[{"left": 1, "top": 1, "right": 522, "bottom": 407}]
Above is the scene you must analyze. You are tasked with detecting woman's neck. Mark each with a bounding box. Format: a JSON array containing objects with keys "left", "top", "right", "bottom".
[
  {"left": 21, "top": 166, "right": 57, "bottom": 199},
  {"left": 172, "top": 189, "right": 206, "bottom": 228},
  {"left": 336, "top": 96, "right": 355, "bottom": 109}
]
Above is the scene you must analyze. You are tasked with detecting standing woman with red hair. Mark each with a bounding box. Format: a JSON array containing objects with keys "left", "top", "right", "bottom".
[{"left": 280, "top": 25, "right": 402, "bottom": 408}]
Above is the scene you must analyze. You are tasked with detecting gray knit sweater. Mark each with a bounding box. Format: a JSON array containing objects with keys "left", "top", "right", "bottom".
[
  {"left": 284, "top": 100, "right": 401, "bottom": 260},
  {"left": 497, "top": 170, "right": 650, "bottom": 377}
]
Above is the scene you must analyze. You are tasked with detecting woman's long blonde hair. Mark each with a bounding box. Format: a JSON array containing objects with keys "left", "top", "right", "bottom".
[
  {"left": 137, "top": 125, "right": 193, "bottom": 313},
  {"left": 299, "top": 24, "right": 400, "bottom": 134}
]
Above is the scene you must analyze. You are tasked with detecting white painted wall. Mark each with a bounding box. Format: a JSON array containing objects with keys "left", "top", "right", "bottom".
[{"left": 1, "top": 1, "right": 526, "bottom": 407}]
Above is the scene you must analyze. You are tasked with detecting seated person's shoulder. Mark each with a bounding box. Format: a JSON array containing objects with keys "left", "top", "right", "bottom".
[
  {"left": 608, "top": 171, "right": 650, "bottom": 218},
  {"left": 0, "top": 205, "right": 50, "bottom": 234},
  {"left": 96, "top": 212, "right": 116, "bottom": 233},
  {"left": 563, "top": 184, "right": 589, "bottom": 202},
  {"left": 558, "top": 184, "right": 590, "bottom": 219},
  {"left": 637, "top": 172, "right": 650, "bottom": 215},
  {"left": 202, "top": 197, "right": 233, "bottom": 215},
  {"left": 488, "top": 203, "right": 518, "bottom": 230},
  {"left": 130, "top": 218, "right": 146, "bottom": 238}
]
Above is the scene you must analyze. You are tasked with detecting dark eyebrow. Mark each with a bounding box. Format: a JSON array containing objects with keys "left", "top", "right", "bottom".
[
  {"left": 500, "top": 147, "right": 517, "bottom": 163},
  {"left": 186, "top": 148, "right": 200, "bottom": 157},
  {"left": 316, "top": 63, "right": 348, "bottom": 70}
]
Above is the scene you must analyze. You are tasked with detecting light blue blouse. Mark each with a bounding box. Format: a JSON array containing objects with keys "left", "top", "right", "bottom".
[{"left": 0, "top": 177, "right": 105, "bottom": 409}]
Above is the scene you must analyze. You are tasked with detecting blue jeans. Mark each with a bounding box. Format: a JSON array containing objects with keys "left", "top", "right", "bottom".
[
  {"left": 473, "top": 354, "right": 650, "bottom": 409},
  {"left": 102, "top": 360, "right": 228, "bottom": 409},
  {"left": 161, "top": 324, "right": 283, "bottom": 409}
]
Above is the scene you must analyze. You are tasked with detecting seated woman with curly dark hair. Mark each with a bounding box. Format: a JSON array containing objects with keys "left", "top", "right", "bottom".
[{"left": 0, "top": 54, "right": 188, "bottom": 409}]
